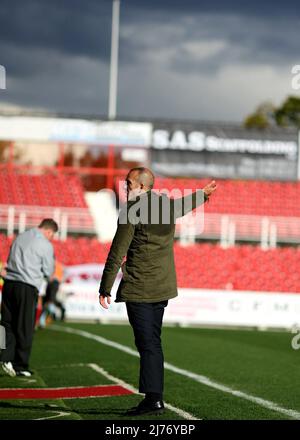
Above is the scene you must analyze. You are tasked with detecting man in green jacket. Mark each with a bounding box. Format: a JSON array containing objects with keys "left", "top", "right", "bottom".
[{"left": 99, "top": 167, "right": 217, "bottom": 416}]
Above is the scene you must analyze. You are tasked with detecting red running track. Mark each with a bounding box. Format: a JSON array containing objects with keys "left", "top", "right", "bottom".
[{"left": 0, "top": 385, "right": 133, "bottom": 399}]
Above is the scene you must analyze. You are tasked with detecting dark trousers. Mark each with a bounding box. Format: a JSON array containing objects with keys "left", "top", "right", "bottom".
[
  {"left": 0, "top": 280, "right": 38, "bottom": 371},
  {"left": 43, "top": 279, "right": 60, "bottom": 304},
  {"left": 126, "top": 300, "right": 168, "bottom": 396},
  {"left": 42, "top": 279, "right": 65, "bottom": 321}
]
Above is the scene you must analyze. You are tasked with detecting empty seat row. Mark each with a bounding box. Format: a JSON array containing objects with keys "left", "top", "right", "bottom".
[
  {"left": 0, "top": 234, "right": 299, "bottom": 293},
  {"left": 0, "top": 171, "right": 87, "bottom": 208},
  {"left": 114, "top": 177, "right": 300, "bottom": 218}
]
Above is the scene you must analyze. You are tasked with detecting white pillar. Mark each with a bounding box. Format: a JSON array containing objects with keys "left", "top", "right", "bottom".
[
  {"left": 108, "top": 0, "right": 120, "bottom": 120},
  {"left": 220, "top": 215, "right": 229, "bottom": 248},
  {"left": 261, "top": 217, "right": 269, "bottom": 250},
  {"left": 18, "top": 211, "right": 26, "bottom": 234},
  {"left": 269, "top": 223, "right": 277, "bottom": 248},
  {"left": 7, "top": 206, "right": 15, "bottom": 237},
  {"left": 53, "top": 208, "right": 61, "bottom": 240},
  {"left": 60, "top": 214, "right": 68, "bottom": 241}
]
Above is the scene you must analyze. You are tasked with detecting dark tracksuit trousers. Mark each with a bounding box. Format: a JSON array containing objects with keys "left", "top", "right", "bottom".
[
  {"left": 0, "top": 280, "right": 38, "bottom": 371},
  {"left": 42, "top": 279, "right": 65, "bottom": 321},
  {"left": 126, "top": 300, "right": 168, "bottom": 397}
]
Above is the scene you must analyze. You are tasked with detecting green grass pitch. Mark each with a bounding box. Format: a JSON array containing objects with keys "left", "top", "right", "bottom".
[{"left": 0, "top": 322, "right": 299, "bottom": 420}]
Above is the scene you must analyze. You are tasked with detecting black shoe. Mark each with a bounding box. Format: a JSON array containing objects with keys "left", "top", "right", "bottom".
[{"left": 126, "top": 398, "right": 164, "bottom": 416}]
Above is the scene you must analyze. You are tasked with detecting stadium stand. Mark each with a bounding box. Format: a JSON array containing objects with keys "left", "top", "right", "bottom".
[
  {"left": 153, "top": 178, "right": 300, "bottom": 217},
  {"left": 0, "top": 170, "right": 95, "bottom": 234},
  {"left": 0, "top": 234, "right": 299, "bottom": 293},
  {"left": 115, "top": 176, "right": 300, "bottom": 217},
  {"left": 115, "top": 176, "right": 300, "bottom": 243},
  {"left": 0, "top": 171, "right": 299, "bottom": 294},
  {"left": 0, "top": 171, "right": 87, "bottom": 207},
  {"left": 173, "top": 242, "right": 300, "bottom": 293}
]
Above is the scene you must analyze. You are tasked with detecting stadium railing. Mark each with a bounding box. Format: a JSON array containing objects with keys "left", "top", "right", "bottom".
[{"left": 0, "top": 205, "right": 95, "bottom": 237}]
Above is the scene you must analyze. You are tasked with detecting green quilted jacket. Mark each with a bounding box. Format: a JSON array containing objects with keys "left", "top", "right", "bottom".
[{"left": 99, "top": 189, "right": 208, "bottom": 303}]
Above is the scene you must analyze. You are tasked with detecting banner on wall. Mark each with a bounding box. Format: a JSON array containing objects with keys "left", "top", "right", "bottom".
[
  {"left": 0, "top": 116, "right": 152, "bottom": 147},
  {"left": 58, "top": 265, "right": 300, "bottom": 328},
  {"left": 165, "top": 289, "right": 300, "bottom": 328},
  {"left": 151, "top": 120, "right": 299, "bottom": 181},
  {"left": 59, "top": 264, "right": 127, "bottom": 321},
  {"left": 1, "top": 264, "right": 299, "bottom": 328}
]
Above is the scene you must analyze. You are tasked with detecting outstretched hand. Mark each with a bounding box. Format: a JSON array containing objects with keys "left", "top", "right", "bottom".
[{"left": 203, "top": 180, "right": 217, "bottom": 199}]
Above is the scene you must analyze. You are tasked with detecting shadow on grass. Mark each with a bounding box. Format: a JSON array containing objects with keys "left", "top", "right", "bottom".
[{"left": 0, "top": 401, "right": 130, "bottom": 417}]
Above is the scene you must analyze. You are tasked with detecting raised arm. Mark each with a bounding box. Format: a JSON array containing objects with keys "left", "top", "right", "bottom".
[{"left": 173, "top": 180, "right": 217, "bottom": 219}]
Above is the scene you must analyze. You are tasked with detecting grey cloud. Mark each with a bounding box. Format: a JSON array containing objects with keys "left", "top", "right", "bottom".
[
  {"left": 1, "top": 0, "right": 299, "bottom": 81},
  {"left": 0, "top": 0, "right": 299, "bottom": 121},
  {"left": 0, "top": 0, "right": 111, "bottom": 60},
  {"left": 0, "top": 43, "right": 65, "bottom": 79},
  {"left": 126, "top": 0, "right": 300, "bottom": 17},
  {"left": 1, "top": 47, "right": 109, "bottom": 116},
  {"left": 123, "top": 13, "right": 300, "bottom": 75}
]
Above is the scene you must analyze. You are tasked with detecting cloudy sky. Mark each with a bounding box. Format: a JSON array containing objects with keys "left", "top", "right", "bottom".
[{"left": 0, "top": 0, "right": 299, "bottom": 122}]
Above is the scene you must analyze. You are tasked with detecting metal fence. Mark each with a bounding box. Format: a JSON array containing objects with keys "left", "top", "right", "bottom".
[{"left": 0, "top": 205, "right": 96, "bottom": 240}]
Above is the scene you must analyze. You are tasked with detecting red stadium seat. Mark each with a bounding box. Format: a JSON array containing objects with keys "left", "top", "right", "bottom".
[
  {"left": 148, "top": 178, "right": 300, "bottom": 217},
  {"left": 0, "top": 234, "right": 299, "bottom": 293},
  {"left": 0, "top": 171, "right": 87, "bottom": 208}
]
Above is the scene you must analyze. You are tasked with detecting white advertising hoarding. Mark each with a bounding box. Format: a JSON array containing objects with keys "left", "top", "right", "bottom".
[
  {"left": 165, "top": 289, "right": 300, "bottom": 328},
  {"left": 62, "top": 287, "right": 300, "bottom": 328},
  {"left": 0, "top": 116, "right": 152, "bottom": 146},
  {"left": 1, "top": 264, "right": 299, "bottom": 328},
  {"left": 58, "top": 265, "right": 300, "bottom": 328},
  {"left": 59, "top": 264, "right": 126, "bottom": 321}
]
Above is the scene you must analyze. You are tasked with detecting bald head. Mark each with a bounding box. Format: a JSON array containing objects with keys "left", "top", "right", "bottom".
[
  {"left": 127, "top": 167, "right": 155, "bottom": 189},
  {"left": 126, "top": 167, "right": 155, "bottom": 200}
]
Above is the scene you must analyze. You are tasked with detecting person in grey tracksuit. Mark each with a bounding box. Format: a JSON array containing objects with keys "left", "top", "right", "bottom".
[{"left": 0, "top": 219, "right": 57, "bottom": 376}]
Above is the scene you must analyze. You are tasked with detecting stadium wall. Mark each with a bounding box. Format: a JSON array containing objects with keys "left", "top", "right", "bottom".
[{"left": 58, "top": 264, "right": 300, "bottom": 329}]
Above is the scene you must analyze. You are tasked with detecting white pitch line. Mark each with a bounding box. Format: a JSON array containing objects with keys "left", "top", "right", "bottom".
[
  {"left": 51, "top": 325, "right": 139, "bottom": 357},
  {"left": 35, "top": 411, "right": 71, "bottom": 421},
  {"left": 88, "top": 363, "right": 139, "bottom": 395},
  {"left": 36, "top": 360, "right": 197, "bottom": 419},
  {"left": 88, "top": 363, "right": 197, "bottom": 420},
  {"left": 163, "top": 362, "right": 300, "bottom": 420},
  {"left": 50, "top": 325, "right": 300, "bottom": 420}
]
